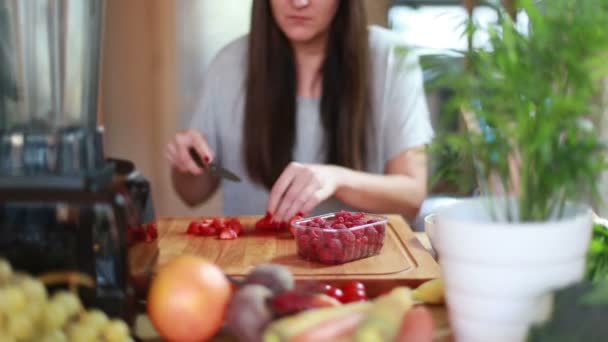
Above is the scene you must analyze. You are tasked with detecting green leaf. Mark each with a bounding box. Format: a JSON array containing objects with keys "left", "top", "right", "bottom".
[{"left": 426, "top": 0, "right": 608, "bottom": 222}]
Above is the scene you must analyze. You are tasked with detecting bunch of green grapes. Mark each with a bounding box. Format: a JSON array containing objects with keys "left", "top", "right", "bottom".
[{"left": 0, "top": 258, "right": 133, "bottom": 342}]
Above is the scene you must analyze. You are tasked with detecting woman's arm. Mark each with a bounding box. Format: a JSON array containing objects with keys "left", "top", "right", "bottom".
[
  {"left": 334, "top": 146, "right": 427, "bottom": 220},
  {"left": 267, "top": 146, "right": 428, "bottom": 222},
  {"left": 171, "top": 169, "right": 220, "bottom": 207}
]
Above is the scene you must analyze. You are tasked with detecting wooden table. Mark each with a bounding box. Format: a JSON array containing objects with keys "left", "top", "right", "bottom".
[
  {"left": 130, "top": 215, "right": 450, "bottom": 341},
  {"left": 130, "top": 215, "right": 440, "bottom": 297}
]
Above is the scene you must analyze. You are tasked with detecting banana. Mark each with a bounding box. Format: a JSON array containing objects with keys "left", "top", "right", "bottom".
[
  {"left": 354, "top": 287, "right": 413, "bottom": 342},
  {"left": 413, "top": 278, "right": 445, "bottom": 305}
]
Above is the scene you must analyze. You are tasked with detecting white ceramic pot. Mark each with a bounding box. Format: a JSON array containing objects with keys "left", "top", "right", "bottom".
[{"left": 435, "top": 197, "right": 593, "bottom": 342}]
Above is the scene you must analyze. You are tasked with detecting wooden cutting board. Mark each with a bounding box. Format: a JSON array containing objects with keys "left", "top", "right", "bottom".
[{"left": 129, "top": 215, "right": 440, "bottom": 294}]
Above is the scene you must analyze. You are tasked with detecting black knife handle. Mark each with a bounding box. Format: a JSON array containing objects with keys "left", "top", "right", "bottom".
[{"left": 188, "top": 147, "right": 206, "bottom": 169}]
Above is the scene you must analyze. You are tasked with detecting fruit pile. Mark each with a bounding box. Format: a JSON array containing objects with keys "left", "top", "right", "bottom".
[
  {"left": 225, "top": 267, "right": 442, "bottom": 342},
  {"left": 127, "top": 222, "right": 158, "bottom": 245},
  {"left": 293, "top": 211, "right": 387, "bottom": 264},
  {"left": 186, "top": 217, "right": 243, "bottom": 240},
  {"left": 0, "top": 258, "right": 132, "bottom": 342},
  {"left": 263, "top": 280, "right": 442, "bottom": 342},
  {"left": 145, "top": 256, "right": 444, "bottom": 342}
]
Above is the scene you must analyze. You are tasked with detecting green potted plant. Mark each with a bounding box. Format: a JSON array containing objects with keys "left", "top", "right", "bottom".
[{"left": 423, "top": 0, "right": 608, "bottom": 340}]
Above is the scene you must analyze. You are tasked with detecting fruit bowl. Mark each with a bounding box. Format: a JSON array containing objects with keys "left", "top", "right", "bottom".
[{"left": 292, "top": 211, "right": 388, "bottom": 264}]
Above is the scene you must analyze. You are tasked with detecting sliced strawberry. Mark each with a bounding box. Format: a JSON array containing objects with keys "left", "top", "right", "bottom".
[
  {"left": 257, "top": 212, "right": 306, "bottom": 233},
  {"left": 199, "top": 224, "right": 218, "bottom": 236},
  {"left": 186, "top": 221, "right": 202, "bottom": 235},
  {"left": 198, "top": 219, "right": 213, "bottom": 229},
  {"left": 146, "top": 223, "right": 158, "bottom": 240},
  {"left": 226, "top": 218, "right": 243, "bottom": 235},
  {"left": 211, "top": 217, "right": 224, "bottom": 229},
  {"left": 219, "top": 228, "right": 238, "bottom": 240},
  {"left": 255, "top": 212, "right": 272, "bottom": 230},
  {"left": 132, "top": 227, "right": 147, "bottom": 241},
  {"left": 144, "top": 232, "right": 154, "bottom": 243}
]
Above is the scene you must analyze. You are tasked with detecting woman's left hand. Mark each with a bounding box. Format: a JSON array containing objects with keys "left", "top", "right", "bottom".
[{"left": 267, "top": 162, "right": 343, "bottom": 223}]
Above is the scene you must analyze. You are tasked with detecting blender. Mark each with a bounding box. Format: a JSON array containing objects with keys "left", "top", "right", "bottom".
[{"left": 0, "top": 0, "right": 154, "bottom": 320}]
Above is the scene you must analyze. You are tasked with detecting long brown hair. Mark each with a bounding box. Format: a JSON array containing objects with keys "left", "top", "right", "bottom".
[{"left": 244, "top": 0, "right": 370, "bottom": 189}]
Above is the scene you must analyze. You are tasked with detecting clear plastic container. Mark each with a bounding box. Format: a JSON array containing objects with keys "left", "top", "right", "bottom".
[{"left": 292, "top": 211, "right": 388, "bottom": 264}]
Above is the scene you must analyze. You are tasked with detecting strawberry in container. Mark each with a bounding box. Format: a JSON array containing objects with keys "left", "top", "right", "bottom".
[{"left": 291, "top": 211, "right": 388, "bottom": 264}]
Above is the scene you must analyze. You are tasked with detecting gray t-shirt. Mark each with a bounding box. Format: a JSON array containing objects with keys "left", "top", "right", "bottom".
[{"left": 189, "top": 25, "right": 434, "bottom": 216}]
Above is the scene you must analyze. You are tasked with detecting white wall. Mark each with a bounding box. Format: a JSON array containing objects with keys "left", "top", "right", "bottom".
[
  {"left": 177, "top": 0, "right": 252, "bottom": 127},
  {"left": 175, "top": 0, "right": 253, "bottom": 215}
]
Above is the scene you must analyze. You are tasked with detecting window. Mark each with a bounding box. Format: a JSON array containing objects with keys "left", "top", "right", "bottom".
[{"left": 389, "top": 2, "right": 528, "bottom": 52}]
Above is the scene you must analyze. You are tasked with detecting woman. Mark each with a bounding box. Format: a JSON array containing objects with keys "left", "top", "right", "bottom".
[{"left": 167, "top": 0, "right": 433, "bottom": 223}]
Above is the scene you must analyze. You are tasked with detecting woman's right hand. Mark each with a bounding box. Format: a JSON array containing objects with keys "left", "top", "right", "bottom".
[{"left": 166, "top": 129, "right": 215, "bottom": 176}]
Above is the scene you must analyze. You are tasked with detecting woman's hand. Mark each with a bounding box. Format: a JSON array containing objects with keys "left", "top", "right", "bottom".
[
  {"left": 267, "top": 162, "right": 344, "bottom": 223},
  {"left": 166, "top": 129, "right": 215, "bottom": 176},
  {"left": 168, "top": 130, "right": 221, "bottom": 207}
]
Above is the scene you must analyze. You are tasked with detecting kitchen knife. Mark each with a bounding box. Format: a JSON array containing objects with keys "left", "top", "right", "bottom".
[{"left": 188, "top": 148, "right": 242, "bottom": 183}]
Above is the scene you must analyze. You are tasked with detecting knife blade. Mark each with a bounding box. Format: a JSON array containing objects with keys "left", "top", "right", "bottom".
[{"left": 188, "top": 148, "right": 242, "bottom": 183}]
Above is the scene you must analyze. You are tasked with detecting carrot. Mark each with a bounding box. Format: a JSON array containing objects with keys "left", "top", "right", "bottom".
[
  {"left": 354, "top": 287, "right": 413, "bottom": 342},
  {"left": 290, "top": 312, "right": 367, "bottom": 342},
  {"left": 395, "top": 306, "right": 434, "bottom": 342},
  {"left": 264, "top": 302, "right": 371, "bottom": 342}
]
